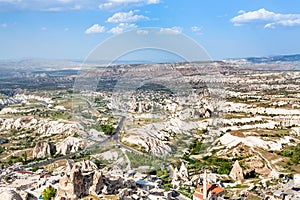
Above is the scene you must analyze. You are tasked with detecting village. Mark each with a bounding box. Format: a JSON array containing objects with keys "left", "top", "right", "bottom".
[{"left": 0, "top": 157, "right": 299, "bottom": 199}]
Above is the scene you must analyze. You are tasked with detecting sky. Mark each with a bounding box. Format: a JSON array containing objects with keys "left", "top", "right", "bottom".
[{"left": 1, "top": 0, "right": 300, "bottom": 61}]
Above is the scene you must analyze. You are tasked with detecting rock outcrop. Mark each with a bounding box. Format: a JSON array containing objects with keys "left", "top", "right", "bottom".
[
  {"left": 89, "top": 171, "right": 104, "bottom": 196},
  {"left": 121, "top": 117, "right": 208, "bottom": 155},
  {"left": 71, "top": 160, "right": 98, "bottom": 173},
  {"left": 171, "top": 162, "right": 189, "bottom": 189},
  {"left": 56, "top": 161, "right": 136, "bottom": 200},
  {"left": 220, "top": 133, "right": 291, "bottom": 151},
  {"left": 56, "top": 167, "right": 88, "bottom": 200},
  {"left": 0, "top": 117, "right": 82, "bottom": 136},
  {"left": 0, "top": 190, "right": 23, "bottom": 200},
  {"left": 122, "top": 135, "right": 172, "bottom": 155},
  {"left": 229, "top": 160, "right": 244, "bottom": 181},
  {"left": 32, "top": 141, "right": 55, "bottom": 159},
  {"left": 56, "top": 136, "right": 85, "bottom": 155},
  {"left": 179, "top": 162, "right": 189, "bottom": 180},
  {"left": 291, "top": 127, "right": 300, "bottom": 136},
  {"left": 18, "top": 190, "right": 38, "bottom": 200}
]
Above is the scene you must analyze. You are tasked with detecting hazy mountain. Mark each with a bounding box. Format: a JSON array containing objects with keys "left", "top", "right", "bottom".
[{"left": 246, "top": 54, "right": 300, "bottom": 63}]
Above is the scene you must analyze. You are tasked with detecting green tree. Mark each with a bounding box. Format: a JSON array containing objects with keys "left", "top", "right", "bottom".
[
  {"left": 291, "top": 143, "right": 300, "bottom": 164},
  {"left": 100, "top": 124, "right": 115, "bottom": 135},
  {"left": 42, "top": 185, "right": 57, "bottom": 200}
]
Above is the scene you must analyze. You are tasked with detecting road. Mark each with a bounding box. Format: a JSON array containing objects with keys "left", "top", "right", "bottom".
[
  {"left": 24, "top": 115, "right": 145, "bottom": 169},
  {"left": 20, "top": 113, "right": 192, "bottom": 200},
  {"left": 24, "top": 116, "right": 126, "bottom": 168},
  {"left": 112, "top": 116, "right": 126, "bottom": 142}
]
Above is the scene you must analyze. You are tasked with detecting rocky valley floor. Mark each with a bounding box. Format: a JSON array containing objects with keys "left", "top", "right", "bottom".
[{"left": 0, "top": 61, "right": 299, "bottom": 200}]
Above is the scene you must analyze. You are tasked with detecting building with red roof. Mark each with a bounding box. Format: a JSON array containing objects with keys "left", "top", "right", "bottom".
[
  {"left": 193, "top": 170, "right": 224, "bottom": 200},
  {"left": 193, "top": 184, "right": 224, "bottom": 200}
]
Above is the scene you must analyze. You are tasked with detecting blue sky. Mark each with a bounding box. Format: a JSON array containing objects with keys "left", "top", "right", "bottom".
[{"left": 1, "top": 0, "right": 300, "bottom": 61}]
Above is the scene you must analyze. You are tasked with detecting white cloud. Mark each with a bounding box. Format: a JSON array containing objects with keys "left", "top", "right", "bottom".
[
  {"left": 238, "top": 10, "right": 245, "bottom": 14},
  {"left": 0, "top": 0, "right": 99, "bottom": 11},
  {"left": 85, "top": 24, "right": 105, "bottom": 34},
  {"left": 146, "top": 0, "right": 159, "bottom": 4},
  {"left": 159, "top": 26, "right": 182, "bottom": 34},
  {"left": 0, "top": 0, "right": 160, "bottom": 11},
  {"left": 99, "top": 2, "right": 113, "bottom": 9},
  {"left": 0, "top": 0, "right": 21, "bottom": 2},
  {"left": 107, "top": 10, "right": 149, "bottom": 23},
  {"left": 45, "top": 7, "right": 63, "bottom": 12},
  {"left": 109, "top": 0, "right": 139, "bottom": 3},
  {"left": 99, "top": 0, "right": 160, "bottom": 10},
  {"left": 58, "top": 0, "right": 72, "bottom": 3},
  {"left": 136, "top": 29, "right": 148, "bottom": 35},
  {"left": 72, "top": 4, "right": 81, "bottom": 10},
  {"left": 41, "top": 27, "right": 47, "bottom": 31},
  {"left": 264, "top": 23, "right": 275, "bottom": 29},
  {"left": 191, "top": 26, "right": 202, "bottom": 33},
  {"left": 231, "top": 8, "right": 300, "bottom": 28},
  {"left": 45, "top": 4, "right": 81, "bottom": 12},
  {"left": 266, "top": 18, "right": 300, "bottom": 27},
  {"left": 64, "top": 27, "right": 69, "bottom": 31},
  {"left": 108, "top": 23, "right": 137, "bottom": 34}
]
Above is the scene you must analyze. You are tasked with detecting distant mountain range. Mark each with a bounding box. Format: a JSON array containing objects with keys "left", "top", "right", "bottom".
[
  {"left": 245, "top": 54, "right": 300, "bottom": 63},
  {"left": 1, "top": 54, "right": 300, "bottom": 71}
]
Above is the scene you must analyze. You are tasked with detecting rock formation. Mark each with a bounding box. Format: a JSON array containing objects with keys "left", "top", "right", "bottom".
[
  {"left": 32, "top": 141, "right": 55, "bottom": 159},
  {"left": 18, "top": 190, "right": 38, "bottom": 200},
  {"left": 229, "top": 160, "right": 244, "bottom": 181},
  {"left": 56, "top": 167, "right": 87, "bottom": 200},
  {"left": 73, "top": 160, "right": 98, "bottom": 173},
  {"left": 0, "top": 117, "right": 82, "bottom": 136},
  {"left": 55, "top": 136, "right": 85, "bottom": 155},
  {"left": 121, "top": 135, "right": 172, "bottom": 155},
  {"left": 171, "top": 162, "right": 189, "bottom": 189},
  {"left": 0, "top": 190, "right": 23, "bottom": 200},
  {"left": 179, "top": 162, "right": 189, "bottom": 180},
  {"left": 121, "top": 117, "right": 208, "bottom": 155},
  {"left": 89, "top": 171, "right": 104, "bottom": 196},
  {"left": 56, "top": 160, "right": 137, "bottom": 200}
]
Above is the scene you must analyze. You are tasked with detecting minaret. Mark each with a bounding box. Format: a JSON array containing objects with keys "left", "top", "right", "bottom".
[{"left": 203, "top": 170, "right": 207, "bottom": 200}]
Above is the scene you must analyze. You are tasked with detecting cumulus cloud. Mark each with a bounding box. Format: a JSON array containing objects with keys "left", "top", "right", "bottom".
[
  {"left": 99, "top": 0, "right": 160, "bottom": 10},
  {"left": 85, "top": 24, "right": 105, "bottom": 34},
  {"left": 107, "top": 10, "right": 149, "bottom": 23},
  {"left": 159, "top": 26, "right": 182, "bottom": 34},
  {"left": 108, "top": 23, "right": 137, "bottom": 34},
  {"left": 231, "top": 8, "right": 300, "bottom": 28}
]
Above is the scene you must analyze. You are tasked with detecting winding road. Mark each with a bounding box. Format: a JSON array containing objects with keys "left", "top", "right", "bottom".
[{"left": 24, "top": 115, "right": 127, "bottom": 168}]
